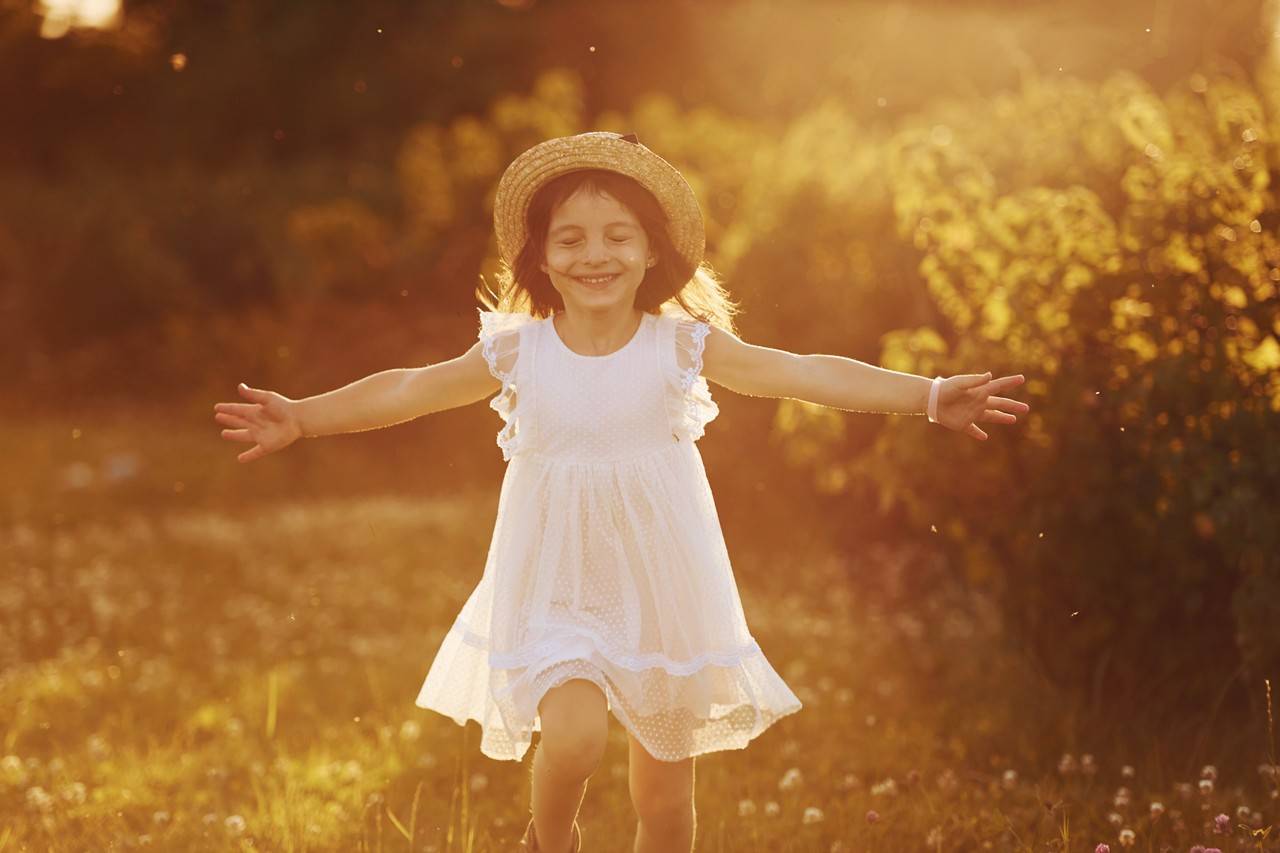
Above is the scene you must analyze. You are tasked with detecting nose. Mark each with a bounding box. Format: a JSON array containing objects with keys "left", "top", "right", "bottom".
[{"left": 582, "top": 235, "right": 610, "bottom": 264}]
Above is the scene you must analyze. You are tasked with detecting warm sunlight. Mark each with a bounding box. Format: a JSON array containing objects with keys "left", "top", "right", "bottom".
[{"left": 36, "top": 0, "right": 120, "bottom": 39}]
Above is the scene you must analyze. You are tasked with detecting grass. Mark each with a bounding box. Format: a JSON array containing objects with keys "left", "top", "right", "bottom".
[{"left": 2, "top": 418, "right": 1277, "bottom": 851}]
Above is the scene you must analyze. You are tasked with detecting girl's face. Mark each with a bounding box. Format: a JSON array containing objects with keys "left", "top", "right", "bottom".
[{"left": 540, "top": 185, "right": 655, "bottom": 314}]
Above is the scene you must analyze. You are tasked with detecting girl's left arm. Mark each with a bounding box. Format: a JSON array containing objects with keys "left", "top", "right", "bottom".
[{"left": 700, "top": 326, "right": 1030, "bottom": 440}]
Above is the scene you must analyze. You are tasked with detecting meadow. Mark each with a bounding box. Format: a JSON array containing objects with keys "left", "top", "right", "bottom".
[{"left": 2, "top": 417, "right": 1276, "bottom": 852}]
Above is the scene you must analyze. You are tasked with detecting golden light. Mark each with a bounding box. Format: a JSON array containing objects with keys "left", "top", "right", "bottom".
[{"left": 36, "top": 0, "right": 121, "bottom": 39}]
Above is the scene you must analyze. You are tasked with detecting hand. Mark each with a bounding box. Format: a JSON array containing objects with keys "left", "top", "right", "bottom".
[
  {"left": 936, "top": 372, "right": 1030, "bottom": 441},
  {"left": 213, "top": 382, "right": 304, "bottom": 463}
]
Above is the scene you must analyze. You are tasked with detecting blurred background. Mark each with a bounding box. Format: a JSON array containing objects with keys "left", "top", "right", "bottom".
[{"left": 4, "top": 0, "right": 1279, "bottom": 849}]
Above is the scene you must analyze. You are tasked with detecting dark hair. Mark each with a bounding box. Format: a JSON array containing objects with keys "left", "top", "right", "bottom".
[{"left": 478, "top": 168, "right": 741, "bottom": 332}]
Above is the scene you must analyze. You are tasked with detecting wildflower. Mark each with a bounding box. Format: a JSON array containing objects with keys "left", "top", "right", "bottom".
[
  {"left": 1189, "top": 847, "right": 1205, "bottom": 853},
  {"left": 1106, "top": 812, "right": 1123, "bottom": 827},
  {"left": 1117, "top": 827, "right": 1135, "bottom": 847},
  {"left": 153, "top": 811, "right": 170, "bottom": 825},
  {"left": 1213, "top": 813, "right": 1229, "bottom": 833},
  {"left": 137, "top": 835, "right": 151, "bottom": 846},
  {"left": 1001, "top": 768, "right": 1018, "bottom": 790},
  {"left": 764, "top": 801, "right": 780, "bottom": 817},
  {"left": 59, "top": 782, "right": 86, "bottom": 804},
  {"left": 1199, "top": 779, "right": 1214, "bottom": 795},
  {"left": 399, "top": 720, "right": 421, "bottom": 742},
  {"left": 1058, "top": 753, "right": 1078, "bottom": 775},
  {"left": 1121, "top": 764, "right": 1135, "bottom": 779},
  {"left": 1200, "top": 764, "right": 1217, "bottom": 781},
  {"left": 201, "top": 813, "right": 219, "bottom": 827},
  {"left": 1080, "top": 754, "right": 1097, "bottom": 775},
  {"left": 25, "top": 787, "right": 53, "bottom": 812},
  {"left": 779, "top": 767, "right": 803, "bottom": 791},
  {"left": 469, "top": 773, "right": 488, "bottom": 792},
  {"left": 802, "top": 806, "right": 824, "bottom": 825},
  {"left": 1095, "top": 845, "right": 1110, "bottom": 853},
  {"left": 865, "top": 809, "right": 880, "bottom": 824},
  {"left": 1149, "top": 801, "right": 1164, "bottom": 819},
  {"left": 925, "top": 826, "right": 942, "bottom": 846},
  {"left": 937, "top": 768, "right": 959, "bottom": 792},
  {"left": 1235, "top": 804, "right": 1250, "bottom": 821},
  {"left": 1113, "top": 787, "right": 1131, "bottom": 808},
  {"left": 0, "top": 755, "right": 25, "bottom": 786},
  {"left": 870, "top": 778, "right": 898, "bottom": 797},
  {"left": 1259, "top": 763, "right": 1278, "bottom": 780},
  {"left": 225, "top": 815, "right": 246, "bottom": 835},
  {"left": 737, "top": 799, "right": 756, "bottom": 817},
  {"left": 838, "top": 772, "right": 861, "bottom": 791}
]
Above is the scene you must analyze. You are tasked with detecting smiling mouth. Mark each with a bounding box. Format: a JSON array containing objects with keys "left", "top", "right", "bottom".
[{"left": 575, "top": 274, "right": 619, "bottom": 285}]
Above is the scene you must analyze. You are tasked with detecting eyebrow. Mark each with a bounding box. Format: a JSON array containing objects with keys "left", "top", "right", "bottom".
[{"left": 548, "top": 221, "right": 639, "bottom": 236}]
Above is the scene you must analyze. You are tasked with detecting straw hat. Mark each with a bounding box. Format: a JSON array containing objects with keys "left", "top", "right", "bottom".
[{"left": 493, "top": 131, "right": 705, "bottom": 277}]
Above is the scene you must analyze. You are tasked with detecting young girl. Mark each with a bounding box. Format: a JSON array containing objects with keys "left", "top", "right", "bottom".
[{"left": 214, "top": 131, "right": 1029, "bottom": 853}]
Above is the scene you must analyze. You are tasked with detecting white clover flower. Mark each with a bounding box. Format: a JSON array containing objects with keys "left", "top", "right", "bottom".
[
  {"left": 25, "top": 786, "right": 53, "bottom": 812},
  {"left": 802, "top": 806, "right": 824, "bottom": 825},
  {"left": 764, "top": 800, "right": 781, "bottom": 817},
  {"left": 1080, "top": 754, "right": 1097, "bottom": 775},
  {"left": 225, "top": 815, "right": 246, "bottom": 835},
  {"left": 1149, "top": 801, "right": 1164, "bottom": 818},
  {"left": 59, "top": 782, "right": 86, "bottom": 804},
  {"left": 1117, "top": 827, "right": 1135, "bottom": 847},
  {"left": 1199, "top": 779, "right": 1214, "bottom": 795},
  {"left": 1121, "top": 764, "right": 1135, "bottom": 779},
  {"left": 1002, "top": 769, "right": 1018, "bottom": 790},
  {"left": 153, "top": 810, "right": 171, "bottom": 825},
  {"left": 779, "top": 767, "right": 803, "bottom": 791},
  {"left": 1235, "top": 804, "right": 1250, "bottom": 821},
  {"left": 1200, "top": 764, "right": 1217, "bottom": 781},
  {"left": 137, "top": 834, "right": 151, "bottom": 846},
  {"left": 1113, "top": 787, "right": 1131, "bottom": 808},
  {"left": 870, "top": 778, "right": 898, "bottom": 797},
  {"left": 1058, "top": 753, "right": 1077, "bottom": 775},
  {"left": 1106, "top": 811, "right": 1123, "bottom": 827},
  {"left": 737, "top": 798, "right": 757, "bottom": 817}
]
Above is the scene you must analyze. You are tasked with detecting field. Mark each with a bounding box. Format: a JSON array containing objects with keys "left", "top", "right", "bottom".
[{"left": 2, "top": 417, "right": 1276, "bottom": 852}]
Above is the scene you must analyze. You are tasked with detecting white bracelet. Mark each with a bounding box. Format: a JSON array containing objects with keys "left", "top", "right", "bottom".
[{"left": 926, "top": 376, "right": 942, "bottom": 423}]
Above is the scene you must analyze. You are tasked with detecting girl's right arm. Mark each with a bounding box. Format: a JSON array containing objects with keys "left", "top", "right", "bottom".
[{"left": 214, "top": 341, "right": 499, "bottom": 463}]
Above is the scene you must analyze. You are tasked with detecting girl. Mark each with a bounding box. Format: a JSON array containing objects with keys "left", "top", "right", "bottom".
[{"left": 214, "top": 131, "right": 1030, "bottom": 853}]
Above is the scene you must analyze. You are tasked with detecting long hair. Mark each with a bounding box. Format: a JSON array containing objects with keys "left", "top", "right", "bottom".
[{"left": 476, "top": 169, "right": 741, "bottom": 335}]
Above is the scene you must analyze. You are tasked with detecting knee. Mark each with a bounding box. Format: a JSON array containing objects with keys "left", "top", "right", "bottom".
[
  {"left": 539, "top": 727, "right": 607, "bottom": 781},
  {"left": 631, "top": 782, "right": 695, "bottom": 828}
]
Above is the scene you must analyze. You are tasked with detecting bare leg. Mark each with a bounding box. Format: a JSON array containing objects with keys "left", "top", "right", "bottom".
[
  {"left": 529, "top": 678, "right": 608, "bottom": 853},
  {"left": 628, "top": 731, "right": 696, "bottom": 853}
]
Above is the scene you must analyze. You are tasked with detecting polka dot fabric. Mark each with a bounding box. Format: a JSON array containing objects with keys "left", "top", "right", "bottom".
[{"left": 415, "top": 307, "right": 802, "bottom": 762}]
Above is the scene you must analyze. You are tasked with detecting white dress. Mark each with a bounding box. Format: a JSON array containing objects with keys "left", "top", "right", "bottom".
[{"left": 415, "top": 307, "right": 802, "bottom": 762}]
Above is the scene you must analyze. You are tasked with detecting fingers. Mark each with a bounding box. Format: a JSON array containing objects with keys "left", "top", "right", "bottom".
[
  {"left": 980, "top": 409, "right": 1018, "bottom": 425},
  {"left": 237, "top": 383, "right": 273, "bottom": 404},
  {"left": 238, "top": 444, "right": 267, "bottom": 464},
  {"left": 214, "top": 402, "right": 262, "bottom": 419},
  {"left": 959, "top": 372, "right": 992, "bottom": 389},
  {"left": 215, "top": 411, "right": 254, "bottom": 429},
  {"left": 965, "top": 423, "right": 988, "bottom": 441},
  {"left": 987, "top": 395, "right": 1031, "bottom": 414},
  {"left": 221, "top": 428, "right": 254, "bottom": 443}
]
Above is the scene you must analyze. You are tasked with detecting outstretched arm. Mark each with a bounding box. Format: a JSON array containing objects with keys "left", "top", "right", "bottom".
[
  {"left": 700, "top": 326, "right": 1029, "bottom": 441},
  {"left": 214, "top": 341, "right": 499, "bottom": 462}
]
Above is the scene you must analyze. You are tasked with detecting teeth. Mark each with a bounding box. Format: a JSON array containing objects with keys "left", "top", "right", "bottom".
[{"left": 578, "top": 275, "right": 616, "bottom": 284}]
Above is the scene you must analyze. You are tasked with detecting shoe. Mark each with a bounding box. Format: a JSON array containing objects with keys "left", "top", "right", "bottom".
[{"left": 518, "top": 816, "right": 582, "bottom": 852}]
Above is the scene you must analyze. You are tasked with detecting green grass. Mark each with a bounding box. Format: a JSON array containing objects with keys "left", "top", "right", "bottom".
[{"left": 3, "top": 423, "right": 1277, "bottom": 851}]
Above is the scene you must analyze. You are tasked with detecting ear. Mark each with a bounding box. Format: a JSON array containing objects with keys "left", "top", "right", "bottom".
[{"left": 646, "top": 255, "right": 657, "bottom": 268}]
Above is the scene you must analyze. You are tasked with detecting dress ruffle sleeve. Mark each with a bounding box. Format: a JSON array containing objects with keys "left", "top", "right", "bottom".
[
  {"left": 660, "top": 313, "right": 720, "bottom": 442},
  {"left": 477, "top": 308, "right": 539, "bottom": 461}
]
